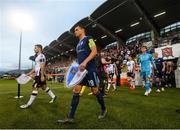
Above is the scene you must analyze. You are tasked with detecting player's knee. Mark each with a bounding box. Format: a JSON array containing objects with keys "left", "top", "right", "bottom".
[
  {"left": 73, "top": 85, "right": 82, "bottom": 93},
  {"left": 146, "top": 77, "right": 151, "bottom": 81},
  {"left": 156, "top": 78, "right": 160, "bottom": 82},
  {"left": 43, "top": 86, "right": 50, "bottom": 92},
  {"left": 146, "top": 78, "right": 151, "bottom": 83},
  {"left": 91, "top": 87, "right": 98, "bottom": 95},
  {"left": 32, "top": 87, "right": 38, "bottom": 91},
  {"left": 42, "top": 85, "right": 48, "bottom": 91}
]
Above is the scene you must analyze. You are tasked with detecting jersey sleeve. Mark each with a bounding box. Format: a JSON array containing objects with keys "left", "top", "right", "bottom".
[
  {"left": 137, "top": 55, "right": 141, "bottom": 63},
  {"left": 88, "top": 38, "right": 96, "bottom": 49},
  {"left": 149, "top": 54, "right": 153, "bottom": 61},
  {"left": 39, "top": 55, "right": 46, "bottom": 63},
  {"left": 150, "top": 54, "right": 156, "bottom": 69}
]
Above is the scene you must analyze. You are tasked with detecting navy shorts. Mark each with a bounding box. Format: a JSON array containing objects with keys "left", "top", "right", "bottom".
[
  {"left": 127, "top": 72, "right": 135, "bottom": 78},
  {"left": 80, "top": 71, "right": 99, "bottom": 87},
  {"left": 154, "top": 72, "right": 163, "bottom": 78},
  {"left": 32, "top": 76, "right": 46, "bottom": 88}
]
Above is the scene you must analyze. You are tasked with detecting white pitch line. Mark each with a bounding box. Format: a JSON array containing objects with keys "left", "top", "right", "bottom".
[{"left": 0, "top": 86, "right": 69, "bottom": 95}]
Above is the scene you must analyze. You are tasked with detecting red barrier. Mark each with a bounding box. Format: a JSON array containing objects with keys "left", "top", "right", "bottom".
[{"left": 47, "top": 74, "right": 65, "bottom": 76}]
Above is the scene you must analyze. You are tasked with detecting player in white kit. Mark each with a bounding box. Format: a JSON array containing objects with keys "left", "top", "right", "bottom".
[
  {"left": 126, "top": 56, "right": 135, "bottom": 90},
  {"left": 106, "top": 61, "right": 118, "bottom": 92},
  {"left": 20, "top": 44, "right": 57, "bottom": 109}
]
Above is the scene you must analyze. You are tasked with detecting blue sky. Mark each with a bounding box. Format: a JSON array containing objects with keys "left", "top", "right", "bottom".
[{"left": 0, "top": 0, "right": 105, "bottom": 71}]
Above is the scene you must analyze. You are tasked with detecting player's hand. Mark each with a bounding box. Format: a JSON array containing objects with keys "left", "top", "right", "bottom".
[
  {"left": 29, "top": 74, "right": 34, "bottom": 78},
  {"left": 79, "top": 62, "right": 87, "bottom": 71},
  {"left": 41, "top": 76, "right": 45, "bottom": 82}
]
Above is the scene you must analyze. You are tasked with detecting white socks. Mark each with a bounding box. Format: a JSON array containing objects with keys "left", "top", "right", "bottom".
[
  {"left": 45, "top": 87, "right": 55, "bottom": 99},
  {"left": 107, "top": 82, "right": 116, "bottom": 90},
  {"left": 27, "top": 90, "right": 38, "bottom": 106},
  {"left": 113, "top": 83, "right": 116, "bottom": 90},
  {"left": 131, "top": 80, "right": 135, "bottom": 86},
  {"left": 107, "top": 83, "right": 111, "bottom": 90}
]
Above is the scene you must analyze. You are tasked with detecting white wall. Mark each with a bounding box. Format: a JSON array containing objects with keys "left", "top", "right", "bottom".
[{"left": 155, "top": 43, "right": 180, "bottom": 60}]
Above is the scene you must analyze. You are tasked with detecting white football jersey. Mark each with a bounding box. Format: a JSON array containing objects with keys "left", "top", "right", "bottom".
[
  {"left": 127, "top": 50, "right": 131, "bottom": 55},
  {"left": 126, "top": 60, "right": 135, "bottom": 73},
  {"left": 107, "top": 64, "right": 115, "bottom": 74},
  {"left": 34, "top": 53, "right": 46, "bottom": 76}
]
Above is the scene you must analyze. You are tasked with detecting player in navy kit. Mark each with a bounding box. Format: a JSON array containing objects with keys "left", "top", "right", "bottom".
[
  {"left": 153, "top": 52, "right": 165, "bottom": 92},
  {"left": 57, "top": 24, "right": 106, "bottom": 123}
]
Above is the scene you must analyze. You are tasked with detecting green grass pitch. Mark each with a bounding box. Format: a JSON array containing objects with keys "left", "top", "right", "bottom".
[{"left": 0, "top": 79, "right": 180, "bottom": 129}]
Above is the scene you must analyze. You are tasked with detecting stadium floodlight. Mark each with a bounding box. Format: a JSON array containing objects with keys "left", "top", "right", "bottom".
[
  {"left": 130, "top": 22, "right": 140, "bottom": 27},
  {"left": 101, "top": 35, "right": 107, "bottom": 39},
  {"left": 10, "top": 10, "right": 34, "bottom": 99},
  {"left": 154, "top": 11, "right": 166, "bottom": 18},
  {"left": 10, "top": 10, "right": 34, "bottom": 31},
  {"left": 115, "top": 29, "right": 122, "bottom": 33},
  {"left": 10, "top": 10, "right": 34, "bottom": 72}
]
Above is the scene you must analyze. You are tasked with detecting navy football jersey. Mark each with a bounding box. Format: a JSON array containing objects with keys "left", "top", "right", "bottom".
[
  {"left": 76, "top": 36, "right": 96, "bottom": 72},
  {"left": 153, "top": 58, "right": 163, "bottom": 73}
]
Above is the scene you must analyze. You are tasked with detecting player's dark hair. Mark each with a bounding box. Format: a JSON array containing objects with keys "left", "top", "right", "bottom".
[
  {"left": 142, "top": 45, "right": 147, "bottom": 49},
  {"left": 76, "top": 24, "right": 85, "bottom": 30},
  {"left": 35, "top": 44, "right": 43, "bottom": 50},
  {"left": 74, "top": 24, "right": 86, "bottom": 34}
]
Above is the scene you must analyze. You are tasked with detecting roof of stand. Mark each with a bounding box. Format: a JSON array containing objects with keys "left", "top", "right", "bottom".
[{"left": 43, "top": 0, "right": 180, "bottom": 61}]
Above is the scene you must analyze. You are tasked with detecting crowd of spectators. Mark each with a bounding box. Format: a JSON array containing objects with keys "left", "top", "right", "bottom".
[{"left": 45, "top": 30, "right": 180, "bottom": 87}]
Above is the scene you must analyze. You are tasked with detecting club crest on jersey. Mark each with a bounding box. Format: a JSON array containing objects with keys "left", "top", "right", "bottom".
[
  {"left": 88, "top": 80, "right": 94, "bottom": 86},
  {"left": 80, "top": 41, "right": 83, "bottom": 46}
]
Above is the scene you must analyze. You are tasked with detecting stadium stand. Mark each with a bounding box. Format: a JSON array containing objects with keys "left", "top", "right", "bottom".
[{"left": 29, "top": 0, "right": 180, "bottom": 86}]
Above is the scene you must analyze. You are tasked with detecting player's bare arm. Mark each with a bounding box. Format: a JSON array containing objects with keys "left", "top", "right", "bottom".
[
  {"left": 27, "top": 68, "right": 35, "bottom": 76},
  {"left": 114, "top": 63, "right": 118, "bottom": 75},
  {"left": 101, "top": 58, "right": 111, "bottom": 64},
  {"left": 40, "top": 62, "right": 45, "bottom": 82},
  {"left": 162, "top": 61, "right": 166, "bottom": 72}
]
